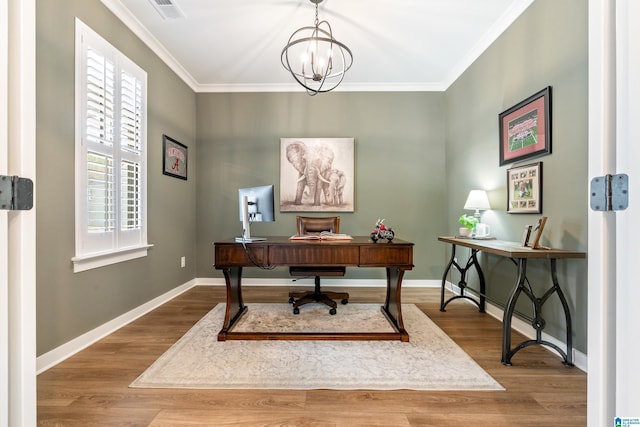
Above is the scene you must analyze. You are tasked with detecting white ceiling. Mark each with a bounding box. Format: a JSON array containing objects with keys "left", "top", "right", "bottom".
[{"left": 102, "top": 0, "right": 534, "bottom": 93}]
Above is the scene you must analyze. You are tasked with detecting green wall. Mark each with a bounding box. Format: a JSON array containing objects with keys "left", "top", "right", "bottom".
[
  {"left": 35, "top": 0, "right": 588, "bottom": 357},
  {"left": 195, "top": 92, "right": 447, "bottom": 281},
  {"left": 445, "top": 0, "right": 588, "bottom": 352},
  {"left": 36, "top": 0, "right": 197, "bottom": 355}
]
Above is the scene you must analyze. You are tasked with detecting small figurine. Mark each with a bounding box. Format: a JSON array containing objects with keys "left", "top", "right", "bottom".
[{"left": 370, "top": 218, "right": 395, "bottom": 243}]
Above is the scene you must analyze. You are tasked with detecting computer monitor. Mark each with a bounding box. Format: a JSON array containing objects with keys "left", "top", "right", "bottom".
[{"left": 236, "top": 184, "right": 275, "bottom": 242}]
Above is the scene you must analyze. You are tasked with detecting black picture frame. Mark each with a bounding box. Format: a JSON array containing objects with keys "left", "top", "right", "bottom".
[
  {"left": 499, "top": 86, "right": 551, "bottom": 166},
  {"left": 507, "top": 161, "right": 542, "bottom": 214},
  {"left": 162, "top": 134, "right": 187, "bottom": 180}
]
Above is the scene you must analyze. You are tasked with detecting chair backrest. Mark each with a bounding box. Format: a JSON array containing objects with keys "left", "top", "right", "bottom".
[{"left": 296, "top": 216, "right": 340, "bottom": 235}]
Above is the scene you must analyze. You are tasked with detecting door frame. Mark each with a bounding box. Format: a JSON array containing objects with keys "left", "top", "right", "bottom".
[
  {"left": 2, "top": 0, "right": 37, "bottom": 425},
  {"left": 587, "top": 0, "right": 640, "bottom": 424}
]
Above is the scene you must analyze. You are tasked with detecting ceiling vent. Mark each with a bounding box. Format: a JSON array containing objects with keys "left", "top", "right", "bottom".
[{"left": 148, "top": 0, "right": 186, "bottom": 20}]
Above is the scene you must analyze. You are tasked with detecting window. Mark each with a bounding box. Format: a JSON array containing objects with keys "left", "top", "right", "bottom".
[{"left": 73, "top": 19, "right": 149, "bottom": 273}]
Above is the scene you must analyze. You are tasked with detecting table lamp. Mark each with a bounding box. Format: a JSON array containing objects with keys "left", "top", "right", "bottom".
[
  {"left": 464, "top": 190, "right": 491, "bottom": 220},
  {"left": 464, "top": 190, "right": 491, "bottom": 237}
]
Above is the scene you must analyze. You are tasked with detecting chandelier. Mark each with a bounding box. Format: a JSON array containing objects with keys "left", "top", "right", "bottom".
[{"left": 281, "top": 0, "right": 353, "bottom": 95}]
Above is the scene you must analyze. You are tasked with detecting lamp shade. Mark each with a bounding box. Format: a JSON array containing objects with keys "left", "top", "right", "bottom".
[{"left": 464, "top": 190, "right": 490, "bottom": 211}]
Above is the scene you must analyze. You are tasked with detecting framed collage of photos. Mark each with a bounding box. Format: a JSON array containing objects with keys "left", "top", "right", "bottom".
[{"left": 507, "top": 162, "right": 542, "bottom": 214}]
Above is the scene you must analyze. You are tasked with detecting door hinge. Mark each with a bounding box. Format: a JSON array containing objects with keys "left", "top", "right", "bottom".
[
  {"left": 0, "top": 175, "right": 34, "bottom": 211},
  {"left": 590, "top": 173, "right": 628, "bottom": 211}
]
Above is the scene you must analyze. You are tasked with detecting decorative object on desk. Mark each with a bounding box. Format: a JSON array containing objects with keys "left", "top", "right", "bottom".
[
  {"left": 527, "top": 216, "right": 548, "bottom": 249},
  {"left": 281, "top": 0, "right": 353, "bottom": 96},
  {"left": 507, "top": 161, "right": 542, "bottom": 214},
  {"left": 458, "top": 214, "right": 478, "bottom": 238},
  {"left": 499, "top": 86, "right": 551, "bottom": 166},
  {"left": 162, "top": 134, "right": 187, "bottom": 180},
  {"left": 474, "top": 223, "right": 491, "bottom": 238},
  {"left": 130, "top": 303, "right": 503, "bottom": 391},
  {"left": 370, "top": 218, "right": 395, "bottom": 242},
  {"left": 280, "top": 137, "right": 354, "bottom": 212}
]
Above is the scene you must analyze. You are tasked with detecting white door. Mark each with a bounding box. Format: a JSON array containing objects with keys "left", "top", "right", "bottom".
[
  {"left": 2, "top": 0, "right": 37, "bottom": 425},
  {"left": 613, "top": 0, "right": 640, "bottom": 417},
  {"left": 588, "top": 0, "right": 640, "bottom": 424}
]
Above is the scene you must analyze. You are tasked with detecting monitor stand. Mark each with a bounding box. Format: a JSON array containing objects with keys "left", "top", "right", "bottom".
[{"left": 236, "top": 196, "right": 267, "bottom": 242}]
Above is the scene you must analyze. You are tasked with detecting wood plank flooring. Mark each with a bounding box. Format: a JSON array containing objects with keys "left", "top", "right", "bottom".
[{"left": 37, "top": 286, "right": 587, "bottom": 426}]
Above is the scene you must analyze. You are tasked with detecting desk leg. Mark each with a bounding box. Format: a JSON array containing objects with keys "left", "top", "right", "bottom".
[
  {"left": 440, "top": 245, "right": 485, "bottom": 312},
  {"left": 382, "top": 267, "right": 409, "bottom": 342},
  {"left": 471, "top": 250, "right": 486, "bottom": 312},
  {"left": 502, "top": 259, "right": 574, "bottom": 366},
  {"left": 551, "top": 259, "right": 574, "bottom": 365},
  {"left": 218, "top": 266, "right": 248, "bottom": 341},
  {"left": 502, "top": 259, "right": 526, "bottom": 365},
  {"left": 440, "top": 244, "right": 457, "bottom": 310}
]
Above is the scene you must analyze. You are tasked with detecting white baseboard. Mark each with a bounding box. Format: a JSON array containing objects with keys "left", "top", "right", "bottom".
[
  {"left": 443, "top": 281, "right": 587, "bottom": 372},
  {"left": 36, "top": 279, "right": 198, "bottom": 374}
]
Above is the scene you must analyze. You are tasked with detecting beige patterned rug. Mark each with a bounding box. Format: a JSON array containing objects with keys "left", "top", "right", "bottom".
[{"left": 130, "top": 303, "right": 503, "bottom": 391}]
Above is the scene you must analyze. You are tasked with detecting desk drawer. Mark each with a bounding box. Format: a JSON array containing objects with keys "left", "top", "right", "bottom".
[
  {"left": 270, "top": 245, "right": 360, "bottom": 266},
  {"left": 214, "top": 244, "right": 267, "bottom": 267},
  {"left": 360, "top": 244, "right": 413, "bottom": 267}
]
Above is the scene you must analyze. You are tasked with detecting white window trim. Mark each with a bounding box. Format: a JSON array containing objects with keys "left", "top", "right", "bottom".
[
  {"left": 71, "top": 244, "right": 154, "bottom": 273},
  {"left": 73, "top": 19, "right": 149, "bottom": 273}
]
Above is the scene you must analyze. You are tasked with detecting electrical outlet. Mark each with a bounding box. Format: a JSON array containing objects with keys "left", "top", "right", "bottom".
[{"left": 180, "top": 256, "right": 186, "bottom": 268}]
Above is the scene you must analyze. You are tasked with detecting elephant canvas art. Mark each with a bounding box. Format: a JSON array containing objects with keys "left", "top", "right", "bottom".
[{"left": 280, "top": 137, "right": 354, "bottom": 212}]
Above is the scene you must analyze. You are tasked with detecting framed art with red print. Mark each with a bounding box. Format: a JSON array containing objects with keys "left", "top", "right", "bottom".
[{"left": 499, "top": 87, "right": 551, "bottom": 166}]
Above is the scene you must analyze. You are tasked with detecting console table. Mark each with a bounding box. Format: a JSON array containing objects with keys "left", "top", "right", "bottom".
[
  {"left": 438, "top": 236, "right": 585, "bottom": 365},
  {"left": 213, "top": 236, "right": 414, "bottom": 342}
]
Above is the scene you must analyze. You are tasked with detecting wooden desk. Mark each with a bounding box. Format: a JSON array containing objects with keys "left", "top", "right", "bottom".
[
  {"left": 214, "top": 236, "right": 414, "bottom": 342},
  {"left": 438, "top": 236, "right": 586, "bottom": 365}
]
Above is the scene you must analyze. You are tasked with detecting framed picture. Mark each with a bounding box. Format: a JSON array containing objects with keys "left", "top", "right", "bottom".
[
  {"left": 280, "top": 137, "right": 355, "bottom": 212},
  {"left": 162, "top": 134, "right": 188, "bottom": 180},
  {"left": 507, "top": 162, "right": 542, "bottom": 214},
  {"left": 521, "top": 225, "right": 533, "bottom": 247},
  {"left": 499, "top": 86, "right": 551, "bottom": 166}
]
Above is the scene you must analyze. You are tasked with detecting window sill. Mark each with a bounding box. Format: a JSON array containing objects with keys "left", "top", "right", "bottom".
[{"left": 72, "top": 244, "right": 154, "bottom": 273}]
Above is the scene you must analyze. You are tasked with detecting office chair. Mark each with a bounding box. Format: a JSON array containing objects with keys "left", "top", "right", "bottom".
[{"left": 288, "top": 216, "right": 349, "bottom": 315}]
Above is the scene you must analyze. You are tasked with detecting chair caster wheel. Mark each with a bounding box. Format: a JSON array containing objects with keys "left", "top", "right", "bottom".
[
  {"left": 288, "top": 297, "right": 294, "bottom": 304},
  {"left": 329, "top": 308, "right": 337, "bottom": 315},
  {"left": 293, "top": 307, "right": 300, "bottom": 315},
  {"left": 341, "top": 299, "right": 349, "bottom": 305}
]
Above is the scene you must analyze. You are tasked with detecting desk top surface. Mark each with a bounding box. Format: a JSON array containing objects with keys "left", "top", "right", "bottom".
[
  {"left": 215, "top": 236, "right": 414, "bottom": 246},
  {"left": 214, "top": 236, "right": 414, "bottom": 269},
  {"left": 438, "top": 236, "right": 586, "bottom": 259}
]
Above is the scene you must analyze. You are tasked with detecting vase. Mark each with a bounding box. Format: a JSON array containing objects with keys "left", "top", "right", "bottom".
[{"left": 459, "top": 227, "right": 472, "bottom": 237}]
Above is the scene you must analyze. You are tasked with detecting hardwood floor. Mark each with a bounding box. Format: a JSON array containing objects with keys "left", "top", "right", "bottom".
[{"left": 37, "top": 286, "right": 587, "bottom": 426}]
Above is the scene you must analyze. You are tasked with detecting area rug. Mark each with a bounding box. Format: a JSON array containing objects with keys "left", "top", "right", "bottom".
[{"left": 130, "top": 303, "right": 503, "bottom": 391}]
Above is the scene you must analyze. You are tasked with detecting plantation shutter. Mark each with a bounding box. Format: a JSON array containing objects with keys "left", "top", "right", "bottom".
[
  {"left": 118, "top": 69, "right": 144, "bottom": 246},
  {"left": 74, "top": 19, "right": 148, "bottom": 271}
]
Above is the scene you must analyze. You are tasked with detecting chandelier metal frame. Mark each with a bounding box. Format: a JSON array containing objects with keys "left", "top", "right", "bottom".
[{"left": 281, "top": 0, "right": 353, "bottom": 95}]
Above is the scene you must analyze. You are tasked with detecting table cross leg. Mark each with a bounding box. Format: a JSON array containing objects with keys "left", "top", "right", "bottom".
[{"left": 440, "top": 245, "right": 485, "bottom": 312}]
